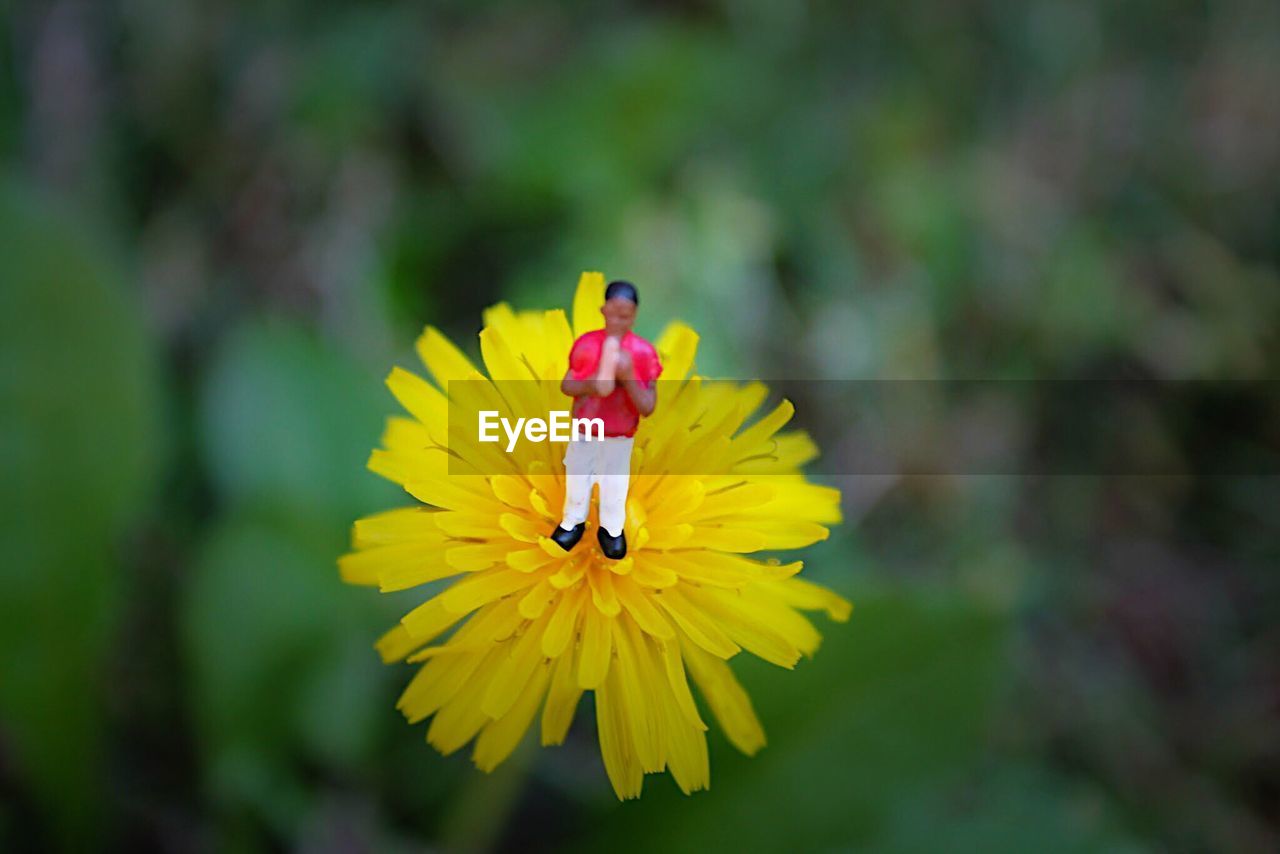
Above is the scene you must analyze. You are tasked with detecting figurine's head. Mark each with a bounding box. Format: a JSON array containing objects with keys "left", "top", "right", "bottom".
[{"left": 602, "top": 281, "right": 639, "bottom": 336}]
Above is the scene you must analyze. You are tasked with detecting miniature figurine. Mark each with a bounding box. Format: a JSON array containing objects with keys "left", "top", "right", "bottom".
[{"left": 550, "top": 281, "right": 661, "bottom": 559}]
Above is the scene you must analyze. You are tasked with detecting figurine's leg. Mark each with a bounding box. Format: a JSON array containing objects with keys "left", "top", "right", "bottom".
[
  {"left": 561, "top": 438, "right": 596, "bottom": 528},
  {"left": 595, "top": 437, "right": 632, "bottom": 559},
  {"left": 552, "top": 437, "right": 597, "bottom": 550}
]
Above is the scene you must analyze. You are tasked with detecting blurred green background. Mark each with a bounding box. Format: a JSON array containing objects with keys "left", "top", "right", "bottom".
[{"left": 2, "top": 1, "right": 1278, "bottom": 851}]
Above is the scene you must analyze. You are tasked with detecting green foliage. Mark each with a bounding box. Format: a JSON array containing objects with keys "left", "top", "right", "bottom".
[
  {"left": 0, "top": 181, "right": 161, "bottom": 844},
  {"left": 185, "top": 319, "right": 407, "bottom": 836},
  {"left": 182, "top": 514, "right": 384, "bottom": 827},
  {"left": 198, "top": 320, "right": 398, "bottom": 524},
  {"left": 593, "top": 588, "right": 1008, "bottom": 850},
  {"left": 871, "top": 764, "right": 1148, "bottom": 854}
]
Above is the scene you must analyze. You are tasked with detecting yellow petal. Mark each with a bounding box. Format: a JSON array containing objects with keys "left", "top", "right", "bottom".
[
  {"left": 648, "top": 551, "right": 763, "bottom": 589},
  {"left": 589, "top": 567, "right": 621, "bottom": 616},
  {"left": 730, "top": 399, "right": 795, "bottom": 453},
  {"left": 426, "top": 646, "right": 505, "bottom": 754},
  {"left": 399, "top": 646, "right": 490, "bottom": 723},
  {"left": 452, "top": 596, "right": 524, "bottom": 645},
  {"left": 541, "top": 586, "right": 585, "bottom": 658},
  {"left": 681, "top": 637, "right": 766, "bottom": 756},
  {"left": 482, "top": 609, "right": 553, "bottom": 719},
  {"left": 352, "top": 506, "right": 442, "bottom": 548},
  {"left": 541, "top": 649, "right": 583, "bottom": 746},
  {"left": 379, "top": 551, "right": 463, "bottom": 593},
  {"left": 611, "top": 619, "right": 663, "bottom": 772},
  {"left": 606, "top": 555, "right": 634, "bottom": 576},
  {"left": 433, "top": 511, "right": 506, "bottom": 539},
  {"left": 444, "top": 541, "right": 510, "bottom": 573},
  {"left": 499, "top": 513, "right": 542, "bottom": 543},
  {"left": 406, "top": 476, "right": 505, "bottom": 514},
  {"left": 641, "top": 523, "right": 694, "bottom": 550},
  {"left": 473, "top": 659, "right": 551, "bottom": 772},
  {"left": 690, "top": 483, "right": 775, "bottom": 520},
  {"left": 572, "top": 271, "right": 606, "bottom": 339},
  {"left": 641, "top": 637, "right": 708, "bottom": 793},
  {"left": 641, "top": 477, "right": 704, "bottom": 520},
  {"left": 518, "top": 578, "right": 557, "bottom": 619},
  {"left": 660, "top": 639, "right": 706, "bottom": 730},
  {"left": 615, "top": 577, "right": 675, "bottom": 640},
  {"left": 751, "top": 480, "right": 843, "bottom": 525},
  {"left": 385, "top": 366, "right": 448, "bottom": 443},
  {"left": 655, "top": 321, "right": 700, "bottom": 383},
  {"left": 596, "top": 663, "right": 644, "bottom": 800},
  {"left": 548, "top": 553, "right": 587, "bottom": 588},
  {"left": 507, "top": 546, "right": 555, "bottom": 573},
  {"left": 577, "top": 604, "right": 613, "bottom": 689},
  {"left": 702, "top": 519, "right": 830, "bottom": 550},
  {"left": 654, "top": 587, "right": 740, "bottom": 659},
  {"left": 529, "top": 488, "right": 553, "bottom": 518},
  {"left": 773, "top": 431, "right": 820, "bottom": 468},
  {"left": 657, "top": 689, "right": 709, "bottom": 795},
  {"left": 442, "top": 567, "right": 541, "bottom": 614},
  {"left": 687, "top": 525, "right": 769, "bottom": 553},
  {"left": 541, "top": 309, "right": 575, "bottom": 376},
  {"left": 682, "top": 585, "right": 803, "bottom": 668},
  {"left": 343, "top": 534, "right": 449, "bottom": 582},
  {"left": 375, "top": 624, "right": 423, "bottom": 663},
  {"left": 489, "top": 474, "right": 534, "bottom": 510},
  {"left": 479, "top": 324, "right": 541, "bottom": 382},
  {"left": 401, "top": 596, "right": 467, "bottom": 642},
  {"left": 630, "top": 558, "right": 678, "bottom": 589},
  {"left": 755, "top": 576, "right": 852, "bottom": 622},
  {"left": 416, "top": 325, "right": 482, "bottom": 387}
]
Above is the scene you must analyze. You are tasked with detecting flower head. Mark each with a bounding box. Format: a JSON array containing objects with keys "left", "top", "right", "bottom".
[{"left": 340, "top": 272, "right": 850, "bottom": 799}]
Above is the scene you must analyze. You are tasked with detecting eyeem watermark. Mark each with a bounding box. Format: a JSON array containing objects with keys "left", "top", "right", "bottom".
[
  {"left": 448, "top": 379, "right": 1280, "bottom": 474},
  {"left": 478, "top": 410, "right": 604, "bottom": 453}
]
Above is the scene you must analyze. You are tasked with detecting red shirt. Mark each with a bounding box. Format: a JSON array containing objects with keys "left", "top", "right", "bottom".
[{"left": 568, "top": 330, "right": 662, "bottom": 437}]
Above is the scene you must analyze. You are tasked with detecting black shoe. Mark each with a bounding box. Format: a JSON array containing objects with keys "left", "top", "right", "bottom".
[
  {"left": 597, "top": 527, "right": 627, "bottom": 560},
  {"left": 550, "top": 523, "right": 585, "bottom": 551}
]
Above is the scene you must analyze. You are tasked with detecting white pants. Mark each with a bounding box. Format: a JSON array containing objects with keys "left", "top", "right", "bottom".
[{"left": 559, "top": 436, "right": 633, "bottom": 537}]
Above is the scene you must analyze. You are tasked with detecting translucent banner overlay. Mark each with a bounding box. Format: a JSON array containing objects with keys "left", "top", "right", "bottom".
[{"left": 441, "top": 380, "right": 1280, "bottom": 476}]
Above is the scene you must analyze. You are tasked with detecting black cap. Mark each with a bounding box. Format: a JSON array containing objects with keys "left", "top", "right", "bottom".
[{"left": 604, "top": 280, "right": 639, "bottom": 305}]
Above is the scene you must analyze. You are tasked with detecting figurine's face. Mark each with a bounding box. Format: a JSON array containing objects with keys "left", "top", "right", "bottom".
[{"left": 601, "top": 297, "right": 637, "bottom": 336}]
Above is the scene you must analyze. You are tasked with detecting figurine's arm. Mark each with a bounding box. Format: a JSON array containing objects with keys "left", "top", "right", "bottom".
[
  {"left": 594, "top": 336, "right": 620, "bottom": 396},
  {"left": 561, "top": 369, "right": 597, "bottom": 398},
  {"left": 563, "top": 336, "right": 622, "bottom": 398},
  {"left": 620, "top": 377, "right": 656, "bottom": 415},
  {"left": 616, "top": 350, "right": 657, "bottom": 415}
]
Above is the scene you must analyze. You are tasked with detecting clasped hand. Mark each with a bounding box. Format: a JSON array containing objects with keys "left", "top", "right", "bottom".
[{"left": 593, "top": 337, "right": 633, "bottom": 396}]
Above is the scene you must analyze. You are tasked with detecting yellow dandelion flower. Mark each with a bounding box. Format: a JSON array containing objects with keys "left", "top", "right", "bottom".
[{"left": 340, "top": 272, "right": 851, "bottom": 799}]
